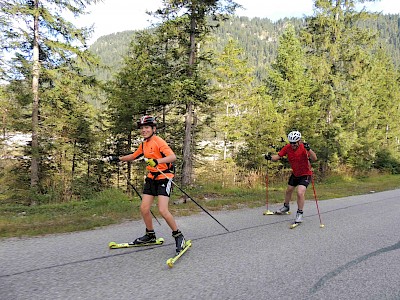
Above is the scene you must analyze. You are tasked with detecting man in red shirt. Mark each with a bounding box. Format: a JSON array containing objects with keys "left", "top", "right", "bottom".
[{"left": 265, "top": 131, "right": 317, "bottom": 223}]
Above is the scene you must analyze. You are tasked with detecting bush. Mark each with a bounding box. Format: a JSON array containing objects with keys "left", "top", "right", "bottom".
[{"left": 374, "top": 149, "right": 400, "bottom": 174}]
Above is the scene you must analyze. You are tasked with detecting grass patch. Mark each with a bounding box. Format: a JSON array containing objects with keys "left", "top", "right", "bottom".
[
  {"left": 1, "top": 174, "right": 399, "bottom": 238},
  {"left": 0, "top": 189, "right": 139, "bottom": 238}
]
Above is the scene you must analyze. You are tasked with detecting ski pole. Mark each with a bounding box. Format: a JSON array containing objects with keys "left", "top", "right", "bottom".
[
  {"left": 305, "top": 146, "right": 325, "bottom": 228},
  {"left": 310, "top": 174, "right": 324, "bottom": 228},
  {"left": 146, "top": 159, "right": 230, "bottom": 232},
  {"left": 120, "top": 164, "right": 161, "bottom": 226}
]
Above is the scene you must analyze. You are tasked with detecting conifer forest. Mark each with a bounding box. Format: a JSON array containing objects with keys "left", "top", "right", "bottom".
[{"left": 1, "top": 0, "right": 400, "bottom": 205}]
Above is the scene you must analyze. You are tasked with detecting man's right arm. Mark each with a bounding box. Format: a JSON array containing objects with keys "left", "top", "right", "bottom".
[{"left": 264, "top": 153, "right": 281, "bottom": 162}]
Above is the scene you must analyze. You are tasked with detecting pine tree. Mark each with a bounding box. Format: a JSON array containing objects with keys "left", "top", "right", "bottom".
[
  {"left": 1, "top": 0, "right": 100, "bottom": 194},
  {"left": 351, "top": 47, "right": 400, "bottom": 169},
  {"left": 211, "top": 38, "right": 255, "bottom": 160},
  {"left": 301, "top": 0, "right": 380, "bottom": 173},
  {"left": 151, "top": 0, "right": 240, "bottom": 186},
  {"left": 266, "top": 24, "right": 316, "bottom": 141}
]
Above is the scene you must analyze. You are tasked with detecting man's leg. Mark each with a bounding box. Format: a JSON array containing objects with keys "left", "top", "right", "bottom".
[
  {"left": 294, "top": 185, "right": 307, "bottom": 223},
  {"left": 285, "top": 185, "right": 295, "bottom": 204},
  {"left": 158, "top": 195, "right": 178, "bottom": 231},
  {"left": 276, "top": 185, "right": 295, "bottom": 214},
  {"left": 158, "top": 195, "right": 186, "bottom": 254},
  {"left": 296, "top": 185, "right": 307, "bottom": 210},
  {"left": 141, "top": 194, "right": 155, "bottom": 230}
]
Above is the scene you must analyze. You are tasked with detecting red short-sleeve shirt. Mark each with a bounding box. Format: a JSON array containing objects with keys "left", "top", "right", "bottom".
[{"left": 278, "top": 143, "right": 313, "bottom": 177}]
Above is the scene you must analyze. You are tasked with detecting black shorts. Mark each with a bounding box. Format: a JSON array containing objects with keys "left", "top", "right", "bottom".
[
  {"left": 288, "top": 174, "right": 312, "bottom": 188},
  {"left": 143, "top": 177, "right": 173, "bottom": 197}
]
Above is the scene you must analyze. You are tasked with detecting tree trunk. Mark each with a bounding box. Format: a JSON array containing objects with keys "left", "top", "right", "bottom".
[
  {"left": 182, "top": 102, "right": 193, "bottom": 186},
  {"left": 2, "top": 109, "right": 7, "bottom": 138},
  {"left": 30, "top": 0, "right": 40, "bottom": 191},
  {"left": 127, "top": 131, "right": 132, "bottom": 195},
  {"left": 181, "top": 14, "right": 197, "bottom": 186}
]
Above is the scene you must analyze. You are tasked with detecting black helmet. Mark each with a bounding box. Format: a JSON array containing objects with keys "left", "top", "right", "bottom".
[{"left": 137, "top": 115, "right": 157, "bottom": 128}]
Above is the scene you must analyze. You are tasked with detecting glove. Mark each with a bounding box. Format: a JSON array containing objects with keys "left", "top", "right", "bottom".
[
  {"left": 303, "top": 143, "right": 311, "bottom": 151},
  {"left": 264, "top": 153, "right": 272, "bottom": 161},
  {"left": 146, "top": 158, "right": 158, "bottom": 167},
  {"left": 103, "top": 156, "right": 120, "bottom": 163}
]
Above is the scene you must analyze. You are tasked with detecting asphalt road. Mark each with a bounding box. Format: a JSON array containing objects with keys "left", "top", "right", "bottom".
[{"left": 1, "top": 189, "right": 399, "bottom": 300}]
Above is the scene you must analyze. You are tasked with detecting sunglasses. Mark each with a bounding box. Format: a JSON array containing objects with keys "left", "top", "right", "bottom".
[{"left": 290, "top": 142, "right": 298, "bottom": 145}]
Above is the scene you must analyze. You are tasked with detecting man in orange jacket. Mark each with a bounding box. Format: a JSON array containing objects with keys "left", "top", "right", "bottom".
[{"left": 105, "top": 116, "right": 186, "bottom": 255}]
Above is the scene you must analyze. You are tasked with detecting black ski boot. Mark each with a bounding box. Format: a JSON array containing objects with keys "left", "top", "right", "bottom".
[
  {"left": 172, "top": 230, "right": 186, "bottom": 255},
  {"left": 132, "top": 229, "right": 156, "bottom": 245},
  {"left": 275, "top": 203, "right": 290, "bottom": 214}
]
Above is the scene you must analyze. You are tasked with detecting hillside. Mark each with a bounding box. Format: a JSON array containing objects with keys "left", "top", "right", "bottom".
[{"left": 89, "top": 14, "right": 400, "bottom": 82}]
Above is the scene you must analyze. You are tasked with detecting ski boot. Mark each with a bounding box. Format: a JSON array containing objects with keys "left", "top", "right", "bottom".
[
  {"left": 295, "top": 210, "right": 303, "bottom": 223},
  {"left": 172, "top": 230, "right": 186, "bottom": 256},
  {"left": 290, "top": 210, "right": 304, "bottom": 229},
  {"left": 275, "top": 203, "right": 290, "bottom": 215},
  {"left": 132, "top": 229, "right": 156, "bottom": 245}
]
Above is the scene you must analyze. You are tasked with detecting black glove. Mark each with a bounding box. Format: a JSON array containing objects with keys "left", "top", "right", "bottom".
[
  {"left": 264, "top": 153, "right": 272, "bottom": 161},
  {"left": 303, "top": 143, "right": 310, "bottom": 151},
  {"left": 103, "top": 156, "right": 120, "bottom": 163},
  {"left": 146, "top": 158, "right": 158, "bottom": 167}
]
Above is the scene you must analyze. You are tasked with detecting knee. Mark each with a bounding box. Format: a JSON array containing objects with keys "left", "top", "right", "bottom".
[
  {"left": 140, "top": 203, "right": 151, "bottom": 214},
  {"left": 297, "top": 188, "right": 306, "bottom": 198},
  {"left": 158, "top": 207, "right": 170, "bottom": 218}
]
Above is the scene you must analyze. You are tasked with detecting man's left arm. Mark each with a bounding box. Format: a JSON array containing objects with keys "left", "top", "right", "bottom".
[{"left": 303, "top": 142, "right": 317, "bottom": 161}]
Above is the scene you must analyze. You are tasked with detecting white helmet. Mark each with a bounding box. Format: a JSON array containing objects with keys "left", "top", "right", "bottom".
[{"left": 288, "top": 131, "right": 301, "bottom": 143}]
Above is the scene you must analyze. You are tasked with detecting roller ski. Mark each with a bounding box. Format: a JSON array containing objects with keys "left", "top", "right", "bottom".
[
  {"left": 290, "top": 222, "right": 301, "bottom": 229},
  {"left": 289, "top": 211, "right": 303, "bottom": 229},
  {"left": 166, "top": 240, "right": 192, "bottom": 268},
  {"left": 263, "top": 210, "right": 291, "bottom": 215},
  {"left": 108, "top": 238, "right": 164, "bottom": 249},
  {"left": 166, "top": 230, "right": 191, "bottom": 268},
  {"left": 109, "top": 229, "right": 164, "bottom": 249}
]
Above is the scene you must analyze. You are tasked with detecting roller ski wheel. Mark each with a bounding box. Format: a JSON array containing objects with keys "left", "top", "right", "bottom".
[
  {"left": 264, "top": 211, "right": 291, "bottom": 215},
  {"left": 166, "top": 240, "right": 192, "bottom": 268},
  {"left": 108, "top": 238, "right": 164, "bottom": 249},
  {"left": 290, "top": 222, "right": 301, "bottom": 229}
]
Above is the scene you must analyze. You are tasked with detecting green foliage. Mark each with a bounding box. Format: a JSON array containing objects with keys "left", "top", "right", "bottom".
[
  {"left": 297, "top": 0, "right": 400, "bottom": 175},
  {"left": 0, "top": 0, "right": 108, "bottom": 203},
  {"left": 2, "top": 1, "right": 400, "bottom": 206},
  {"left": 89, "top": 14, "right": 400, "bottom": 83},
  {"left": 150, "top": 1, "right": 242, "bottom": 186},
  {"left": 374, "top": 149, "right": 400, "bottom": 174},
  {"left": 99, "top": 8, "right": 400, "bottom": 181},
  {"left": 207, "top": 39, "right": 256, "bottom": 160},
  {"left": 266, "top": 24, "right": 316, "bottom": 139},
  {"left": 1, "top": 0, "right": 101, "bottom": 81}
]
